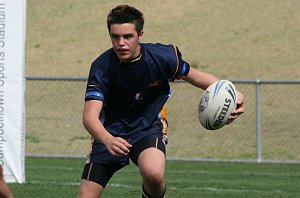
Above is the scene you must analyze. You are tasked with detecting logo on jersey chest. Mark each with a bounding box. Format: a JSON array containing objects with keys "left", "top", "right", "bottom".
[
  {"left": 134, "top": 80, "right": 163, "bottom": 101},
  {"left": 135, "top": 93, "right": 143, "bottom": 100},
  {"left": 148, "top": 80, "right": 162, "bottom": 88}
]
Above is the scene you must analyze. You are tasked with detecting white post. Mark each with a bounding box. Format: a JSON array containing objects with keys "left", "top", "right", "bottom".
[{"left": 1, "top": 0, "right": 26, "bottom": 183}]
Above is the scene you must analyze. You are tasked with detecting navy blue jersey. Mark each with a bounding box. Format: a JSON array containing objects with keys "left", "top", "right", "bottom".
[{"left": 85, "top": 43, "right": 190, "bottom": 139}]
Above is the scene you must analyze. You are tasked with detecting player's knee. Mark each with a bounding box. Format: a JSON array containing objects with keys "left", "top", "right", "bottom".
[
  {"left": 77, "top": 188, "right": 100, "bottom": 198},
  {"left": 77, "top": 179, "right": 103, "bottom": 198},
  {"left": 142, "top": 167, "right": 164, "bottom": 185},
  {"left": 77, "top": 187, "right": 90, "bottom": 198}
]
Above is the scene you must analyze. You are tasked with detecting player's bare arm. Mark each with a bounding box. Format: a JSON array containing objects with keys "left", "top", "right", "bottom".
[
  {"left": 83, "top": 100, "right": 132, "bottom": 156},
  {"left": 183, "top": 67, "right": 219, "bottom": 90}
]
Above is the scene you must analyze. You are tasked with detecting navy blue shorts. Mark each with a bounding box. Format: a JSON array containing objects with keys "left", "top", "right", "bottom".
[
  {"left": 81, "top": 134, "right": 166, "bottom": 187},
  {"left": 88, "top": 128, "right": 167, "bottom": 164}
]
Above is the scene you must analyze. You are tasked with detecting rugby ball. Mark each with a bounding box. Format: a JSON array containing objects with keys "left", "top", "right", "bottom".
[{"left": 198, "top": 80, "right": 237, "bottom": 130}]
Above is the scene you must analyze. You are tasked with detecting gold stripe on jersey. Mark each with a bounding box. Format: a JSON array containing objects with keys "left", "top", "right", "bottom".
[
  {"left": 87, "top": 84, "right": 98, "bottom": 87},
  {"left": 119, "top": 53, "right": 142, "bottom": 63},
  {"left": 170, "top": 45, "right": 179, "bottom": 80}
]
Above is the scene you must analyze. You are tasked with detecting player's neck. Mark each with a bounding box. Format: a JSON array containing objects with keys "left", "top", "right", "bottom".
[
  {"left": 120, "top": 53, "right": 142, "bottom": 63},
  {"left": 119, "top": 53, "right": 142, "bottom": 67}
]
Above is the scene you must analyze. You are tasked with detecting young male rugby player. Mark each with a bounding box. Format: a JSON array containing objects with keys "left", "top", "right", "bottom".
[{"left": 77, "top": 5, "right": 245, "bottom": 198}]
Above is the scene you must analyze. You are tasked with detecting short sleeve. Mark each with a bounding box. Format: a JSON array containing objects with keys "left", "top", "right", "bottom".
[
  {"left": 85, "top": 60, "right": 109, "bottom": 102},
  {"left": 168, "top": 46, "right": 190, "bottom": 81}
]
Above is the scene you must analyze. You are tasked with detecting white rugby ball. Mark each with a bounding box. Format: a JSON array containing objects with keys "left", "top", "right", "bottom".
[{"left": 198, "top": 80, "right": 237, "bottom": 130}]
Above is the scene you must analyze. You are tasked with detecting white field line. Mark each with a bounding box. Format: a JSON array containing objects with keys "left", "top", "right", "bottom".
[
  {"left": 28, "top": 166, "right": 300, "bottom": 178},
  {"left": 29, "top": 166, "right": 76, "bottom": 171},
  {"left": 26, "top": 181, "right": 287, "bottom": 195},
  {"left": 167, "top": 170, "right": 300, "bottom": 177},
  {"left": 29, "top": 180, "right": 80, "bottom": 186},
  {"left": 169, "top": 186, "right": 282, "bottom": 194}
]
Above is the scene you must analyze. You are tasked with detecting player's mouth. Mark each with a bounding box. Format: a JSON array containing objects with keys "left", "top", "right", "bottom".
[{"left": 117, "top": 48, "right": 129, "bottom": 55}]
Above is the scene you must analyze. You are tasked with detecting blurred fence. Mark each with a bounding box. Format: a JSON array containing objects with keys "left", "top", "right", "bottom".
[{"left": 25, "top": 77, "right": 300, "bottom": 163}]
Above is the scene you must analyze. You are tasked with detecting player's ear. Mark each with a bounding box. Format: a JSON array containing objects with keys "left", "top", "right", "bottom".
[{"left": 138, "top": 30, "right": 144, "bottom": 42}]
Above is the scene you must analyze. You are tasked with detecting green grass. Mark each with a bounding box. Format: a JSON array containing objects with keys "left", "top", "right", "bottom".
[{"left": 8, "top": 157, "right": 300, "bottom": 198}]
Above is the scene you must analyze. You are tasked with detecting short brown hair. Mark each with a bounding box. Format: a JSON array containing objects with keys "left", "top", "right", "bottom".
[{"left": 107, "top": 5, "right": 144, "bottom": 33}]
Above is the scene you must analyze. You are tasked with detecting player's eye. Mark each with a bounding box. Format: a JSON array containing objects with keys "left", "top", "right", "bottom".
[
  {"left": 110, "top": 34, "right": 119, "bottom": 39},
  {"left": 123, "top": 34, "right": 134, "bottom": 39}
]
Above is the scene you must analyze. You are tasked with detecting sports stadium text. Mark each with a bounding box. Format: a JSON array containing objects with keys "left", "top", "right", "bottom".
[{"left": 0, "top": 3, "right": 6, "bottom": 166}]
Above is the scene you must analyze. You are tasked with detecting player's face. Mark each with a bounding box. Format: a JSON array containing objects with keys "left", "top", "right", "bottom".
[{"left": 109, "top": 23, "right": 143, "bottom": 61}]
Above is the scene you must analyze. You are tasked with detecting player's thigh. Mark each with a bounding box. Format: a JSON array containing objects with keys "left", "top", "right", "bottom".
[
  {"left": 77, "top": 179, "right": 104, "bottom": 198},
  {"left": 137, "top": 147, "right": 166, "bottom": 181}
]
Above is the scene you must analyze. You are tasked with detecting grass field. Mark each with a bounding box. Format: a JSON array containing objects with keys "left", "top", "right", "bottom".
[{"left": 8, "top": 157, "right": 300, "bottom": 198}]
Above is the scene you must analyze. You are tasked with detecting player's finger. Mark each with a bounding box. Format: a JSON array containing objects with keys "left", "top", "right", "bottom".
[
  {"left": 116, "top": 137, "right": 132, "bottom": 148},
  {"left": 235, "top": 92, "right": 245, "bottom": 113},
  {"left": 115, "top": 138, "right": 132, "bottom": 153},
  {"left": 227, "top": 108, "right": 243, "bottom": 124},
  {"left": 107, "top": 143, "right": 129, "bottom": 156},
  {"left": 232, "top": 101, "right": 245, "bottom": 115},
  {"left": 112, "top": 146, "right": 129, "bottom": 156},
  {"left": 231, "top": 110, "right": 242, "bottom": 117}
]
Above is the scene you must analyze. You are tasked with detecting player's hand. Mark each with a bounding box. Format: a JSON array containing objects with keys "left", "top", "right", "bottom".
[
  {"left": 105, "top": 136, "right": 132, "bottom": 157},
  {"left": 228, "top": 91, "right": 245, "bottom": 124}
]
